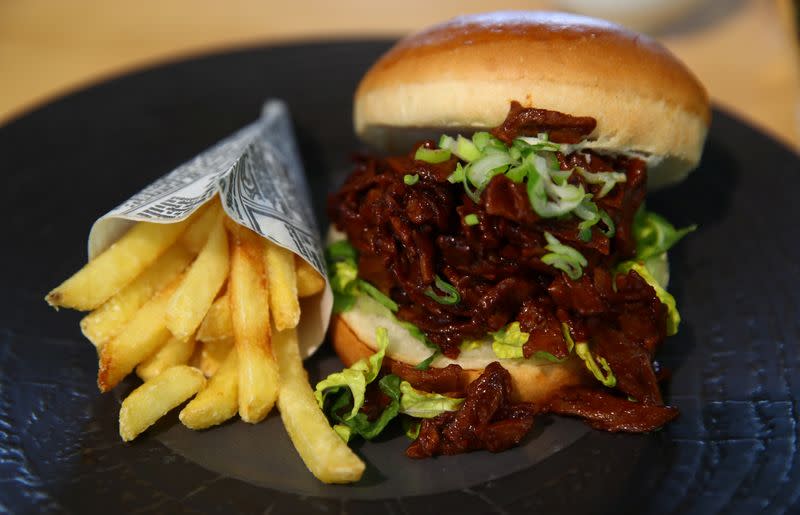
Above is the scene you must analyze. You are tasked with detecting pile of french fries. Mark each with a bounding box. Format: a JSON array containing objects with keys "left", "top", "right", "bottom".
[{"left": 46, "top": 196, "right": 365, "bottom": 483}]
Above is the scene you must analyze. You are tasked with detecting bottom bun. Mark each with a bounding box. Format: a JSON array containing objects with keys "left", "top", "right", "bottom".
[{"left": 331, "top": 315, "right": 589, "bottom": 403}]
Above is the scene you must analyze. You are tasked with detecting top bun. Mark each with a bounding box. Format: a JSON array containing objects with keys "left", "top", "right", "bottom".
[{"left": 354, "top": 11, "right": 710, "bottom": 189}]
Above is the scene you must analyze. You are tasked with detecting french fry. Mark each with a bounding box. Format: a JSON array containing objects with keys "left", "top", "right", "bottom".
[
  {"left": 97, "top": 276, "right": 182, "bottom": 392},
  {"left": 119, "top": 365, "right": 206, "bottom": 441},
  {"left": 199, "top": 337, "right": 234, "bottom": 377},
  {"left": 228, "top": 224, "right": 279, "bottom": 423},
  {"left": 179, "top": 349, "right": 239, "bottom": 430},
  {"left": 180, "top": 199, "right": 222, "bottom": 254},
  {"left": 80, "top": 244, "right": 193, "bottom": 348},
  {"left": 136, "top": 334, "right": 197, "bottom": 381},
  {"left": 46, "top": 218, "right": 194, "bottom": 311},
  {"left": 296, "top": 256, "right": 325, "bottom": 298},
  {"left": 264, "top": 241, "right": 300, "bottom": 331},
  {"left": 274, "top": 328, "right": 365, "bottom": 483},
  {"left": 166, "top": 215, "right": 229, "bottom": 339},
  {"left": 197, "top": 294, "right": 233, "bottom": 342}
]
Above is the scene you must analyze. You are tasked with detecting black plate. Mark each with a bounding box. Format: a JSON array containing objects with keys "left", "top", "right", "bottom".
[{"left": 1, "top": 41, "right": 799, "bottom": 514}]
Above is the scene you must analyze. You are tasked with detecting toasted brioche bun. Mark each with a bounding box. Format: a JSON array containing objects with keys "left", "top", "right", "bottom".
[
  {"left": 354, "top": 11, "right": 710, "bottom": 189},
  {"left": 332, "top": 295, "right": 589, "bottom": 403}
]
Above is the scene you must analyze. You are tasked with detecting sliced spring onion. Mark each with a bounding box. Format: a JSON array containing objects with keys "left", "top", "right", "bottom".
[
  {"left": 516, "top": 135, "right": 561, "bottom": 152},
  {"left": 424, "top": 275, "right": 461, "bottom": 305},
  {"left": 466, "top": 152, "right": 512, "bottom": 189},
  {"left": 403, "top": 174, "right": 420, "bottom": 185},
  {"left": 414, "top": 147, "right": 451, "bottom": 164},
  {"left": 447, "top": 162, "right": 465, "bottom": 184},
  {"left": 577, "top": 168, "right": 627, "bottom": 198},
  {"left": 356, "top": 279, "right": 398, "bottom": 312},
  {"left": 471, "top": 131, "right": 492, "bottom": 151},
  {"left": 541, "top": 232, "right": 587, "bottom": 279},
  {"left": 527, "top": 155, "right": 586, "bottom": 217},
  {"left": 455, "top": 135, "right": 481, "bottom": 162},
  {"left": 575, "top": 342, "right": 616, "bottom": 387},
  {"left": 438, "top": 134, "right": 456, "bottom": 151},
  {"left": 575, "top": 197, "right": 615, "bottom": 241},
  {"left": 464, "top": 214, "right": 479, "bottom": 226}
]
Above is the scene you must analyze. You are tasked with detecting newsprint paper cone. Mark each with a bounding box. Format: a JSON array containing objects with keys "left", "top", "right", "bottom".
[{"left": 87, "top": 100, "right": 331, "bottom": 357}]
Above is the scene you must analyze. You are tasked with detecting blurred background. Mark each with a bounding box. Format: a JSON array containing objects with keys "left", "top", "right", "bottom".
[{"left": 1, "top": 0, "right": 798, "bottom": 149}]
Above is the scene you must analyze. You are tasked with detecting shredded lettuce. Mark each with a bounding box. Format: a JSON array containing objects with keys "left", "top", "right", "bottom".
[
  {"left": 326, "top": 240, "right": 398, "bottom": 313},
  {"left": 562, "top": 323, "right": 615, "bottom": 387},
  {"left": 560, "top": 323, "right": 576, "bottom": 354},
  {"left": 541, "top": 232, "right": 588, "bottom": 280},
  {"left": 316, "top": 328, "right": 460, "bottom": 444},
  {"left": 356, "top": 279, "right": 398, "bottom": 312},
  {"left": 329, "top": 374, "right": 402, "bottom": 441},
  {"left": 618, "top": 261, "right": 681, "bottom": 336},
  {"left": 333, "top": 424, "right": 352, "bottom": 442},
  {"left": 491, "top": 321, "right": 529, "bottom": 359},
  {"left": 403, "top": 418, "right": 421, "bottom": 440},
  {"left": 464, "top": 213, "right": 479, "bottom": 226},
  {"left": 633, "top": 207, "right": 696, "bottom": 261},
  {"left": 459, "top": 338, "right": 484, "bottom": 352},
  {"left": 575, "top": 342, "right": 617, "bottom": 387},
  {"left": 330, "top": 259, "right": 357, "bottom": 292},
  {"left": 315, "top": 327, "right": 389, "bottom": 419},
  {"left": 399, "top": 381, "right": 464, "bottom": 418},
  {"left": 414, "top": 351, "right": 439, "bottom": 371}
]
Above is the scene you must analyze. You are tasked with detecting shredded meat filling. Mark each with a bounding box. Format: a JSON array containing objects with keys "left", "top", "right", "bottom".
[
  {"left": 329, "top": 103, "right": 679, "bottom": 449},
  {"left": 406, "top": 362, "right": 538, "bottom": 458}
]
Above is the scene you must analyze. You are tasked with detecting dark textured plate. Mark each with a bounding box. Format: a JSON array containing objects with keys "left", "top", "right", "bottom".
[{"left": 1, "top": 40, "right": 799, "bottom": 514}]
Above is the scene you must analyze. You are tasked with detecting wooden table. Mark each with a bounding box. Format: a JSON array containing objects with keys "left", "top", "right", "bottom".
[{"left": 1, "top": 0, "right": 798, "bottom": 149}]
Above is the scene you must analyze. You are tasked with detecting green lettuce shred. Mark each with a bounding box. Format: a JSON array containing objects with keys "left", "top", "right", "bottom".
[
  {"left": 459, "top": 338, "right": 484, "bottom": 352},
  {"left": 316, "top": 328, "right": 461, "bottom": 444},
  {"left": 575, "top": 342, "right": 617, "bottom": 388},
  {"left": 618, "top": 261, "right": 681, "bottom": 336},
  {"left": 314, "top": 327, "right": 389, "bottom": 419},
  {"left": 633, "top": 207, "right": 696, "bottom": 261},
  {"left": 414, "top": 351, "right": 439, "bottom": 371},
  {"left": 491, "top": 321, "right": 529, "bottom": 359},
  {"left": 333, "top": 424, "right": 352, "bottom": 442},
  {"left": 562, "top": 323, "right": 616, "bottom": 387},
  {"left": 399, "top": 381, "right": 464, "bottom": 418},
  {"left": 326, "top": 240, "right": 398, "bottom": 313},
  {"left": 403, "top": 418, "right": 422, "bottom": 440}
]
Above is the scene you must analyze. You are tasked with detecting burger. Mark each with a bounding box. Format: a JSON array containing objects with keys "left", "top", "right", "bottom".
[{"left": 315, "top": 11, "right": 708, "bottom": 458}]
